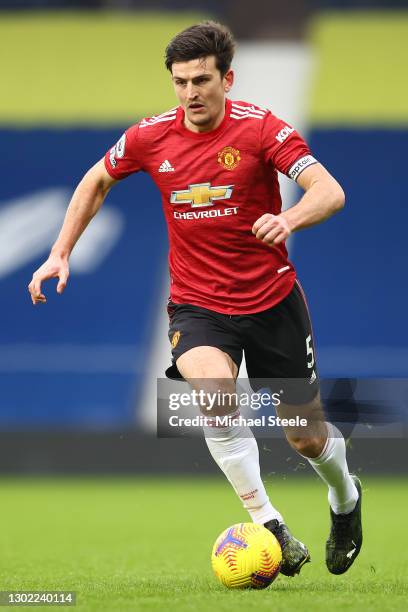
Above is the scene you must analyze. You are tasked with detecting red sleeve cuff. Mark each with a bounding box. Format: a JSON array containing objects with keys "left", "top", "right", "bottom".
[{"left": 104, "top": 152, "right": 119, "bottom": 179}]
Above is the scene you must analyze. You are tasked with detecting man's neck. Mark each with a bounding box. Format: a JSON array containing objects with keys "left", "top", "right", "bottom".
[{"left": 183, "top": 102, "right": 226, "bottom": 134}]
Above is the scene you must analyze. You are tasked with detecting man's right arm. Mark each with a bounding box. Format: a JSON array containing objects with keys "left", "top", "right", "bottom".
[{"left": 28, "top": 158, "right": 117, "bottom": 305}]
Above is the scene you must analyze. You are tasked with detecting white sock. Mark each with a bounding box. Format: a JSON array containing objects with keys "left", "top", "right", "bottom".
[
  {"left": 304, "top": 423, "right": 359, "bottom": 514},
  {"left": 203, "top": 416, "right": 283, "bottom": 525}
]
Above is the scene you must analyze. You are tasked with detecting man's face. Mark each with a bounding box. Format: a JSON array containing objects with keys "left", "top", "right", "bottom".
[{"left": 171, "top": 56, "right": 233, "bottom": 133}]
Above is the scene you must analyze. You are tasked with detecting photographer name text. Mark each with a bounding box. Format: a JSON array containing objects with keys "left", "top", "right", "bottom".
[{"left": 168, "top": 415, "right": 308, "bottom": 428}]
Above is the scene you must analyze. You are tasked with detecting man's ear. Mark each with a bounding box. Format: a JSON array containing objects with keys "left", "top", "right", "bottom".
[{"left": 224, "top": 69, "right": 234, "bottom": 93}]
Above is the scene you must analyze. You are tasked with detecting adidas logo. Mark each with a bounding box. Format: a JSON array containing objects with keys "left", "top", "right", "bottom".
[{"left": 158, "top": 159, "right": 175, "bottom": 173}]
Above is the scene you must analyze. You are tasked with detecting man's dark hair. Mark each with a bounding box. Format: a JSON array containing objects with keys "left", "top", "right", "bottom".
[{"left": 165, "top": 21, "right": 236, "bottom": 77}]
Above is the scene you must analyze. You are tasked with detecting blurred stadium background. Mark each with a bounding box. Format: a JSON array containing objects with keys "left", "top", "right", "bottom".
[{"left": 0, "top": 0, "right": 407, "bottom": 474}]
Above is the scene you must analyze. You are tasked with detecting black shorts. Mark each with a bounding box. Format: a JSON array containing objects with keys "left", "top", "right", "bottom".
[{"left": 166, "top": 281, "right": 319, "bottom": 404}]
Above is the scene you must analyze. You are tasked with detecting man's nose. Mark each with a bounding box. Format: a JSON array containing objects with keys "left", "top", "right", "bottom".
[{"left": 186, "top": 82, "right": 198, "bottom": 99}]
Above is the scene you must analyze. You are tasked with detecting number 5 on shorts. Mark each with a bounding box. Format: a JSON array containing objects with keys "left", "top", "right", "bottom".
[{"left": 306, "top": 334, "right": 314, "bottom": 369}]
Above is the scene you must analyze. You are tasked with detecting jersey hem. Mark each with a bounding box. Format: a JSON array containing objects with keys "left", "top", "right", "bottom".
[{"left": 169, "top": 274, "right": 296, "bottom": 316}]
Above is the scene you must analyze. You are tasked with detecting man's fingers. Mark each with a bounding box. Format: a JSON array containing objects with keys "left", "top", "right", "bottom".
[
  {"left": 28, "top": 261, "right": 69, "bottom": 304},
  {"left": 253, "top": 214, "right": 291, "bottom": 245},
  {"left": 28, "top": 281, "right": 39, "bottom": 298},
  {"left": 30, "top": 293, "right": 47, "bottom": 305},
  {"left": 255, "top": 219, "right": 279, "bottom": 241},
  {"left": 57, "top": 270, "right": 69, "bottom": 294},
  {"left": 29, "top": 286, "right": 46, "bottom": 303},
  {"left": 264, "top": 229, "right": 287, "bottom": 246},
  {"left": 252, "top": 214, "right": 274, "bottom": 234},
  {"left": 271, "top": 232, "right": 286, "bottom": 245},
  {"left": 263, "top": 228, "right": 281, "bottom": 244},
  {"left": 28, "top": 272, "right": 49, "bottom": 303},
  {"left": 31, "top": 276, "right": 43, "bottom": 298}
]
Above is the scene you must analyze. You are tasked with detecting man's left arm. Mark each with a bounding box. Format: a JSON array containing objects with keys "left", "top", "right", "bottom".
[{"left": 252, "top": 163, "right": 345, "bottom": 246}]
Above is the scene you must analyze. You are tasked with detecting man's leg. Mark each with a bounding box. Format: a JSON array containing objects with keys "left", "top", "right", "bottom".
[
  {"left": 242, "top": 282, "right": 362, "bottom": 574},
  {"left": 277, "top": 396, "right": 362, "bottom": 574},
  {"left": 277, "top": 396, "right": 358, "bottom": 514},
  {"left": 178, "top": 346, "right": 310, "bottom": 576},
  {"left": 167, "top": 302, "right": 309, "bottom": 575},
  {"left": 176, "top": 346, "right": 284, "bottom": 525}
]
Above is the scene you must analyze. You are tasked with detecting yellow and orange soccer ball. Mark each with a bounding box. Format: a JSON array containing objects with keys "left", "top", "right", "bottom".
[{"left": 211, "top": 523, "right": 282, "bottom": 589}]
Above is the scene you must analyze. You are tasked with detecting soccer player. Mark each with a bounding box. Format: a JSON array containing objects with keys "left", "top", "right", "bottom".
[{"left": 28, "top": 21, "right": 362, "bottom": 576}]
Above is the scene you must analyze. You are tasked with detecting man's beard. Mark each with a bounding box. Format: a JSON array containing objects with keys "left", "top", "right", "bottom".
[{"left": 186, "top": 109, "right": 211, "bottom": 126}]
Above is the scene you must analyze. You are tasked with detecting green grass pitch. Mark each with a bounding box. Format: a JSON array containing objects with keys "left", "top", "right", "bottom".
[{"left": 0, "top": 476, "right": 406, "bottom": 611}]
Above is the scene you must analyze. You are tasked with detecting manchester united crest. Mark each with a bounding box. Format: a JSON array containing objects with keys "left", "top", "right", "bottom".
[
  {"left": 171, "top": 331, "right": 181, "bottom": 348},
  {"left": 217, "top": 146, "right": 241, "bottom": 171}
]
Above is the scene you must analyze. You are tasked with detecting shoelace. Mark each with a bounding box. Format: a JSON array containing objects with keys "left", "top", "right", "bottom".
[{"left": 269, "top": 523, "right": 289, "bottom": 549}]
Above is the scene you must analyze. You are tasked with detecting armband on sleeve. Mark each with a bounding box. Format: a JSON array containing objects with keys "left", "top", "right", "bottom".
[{"left": 287, "top": 154, "right": 318, "bottom": 181}]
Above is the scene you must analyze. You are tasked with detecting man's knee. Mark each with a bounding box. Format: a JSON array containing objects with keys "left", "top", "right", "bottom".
[
  {"left": 277, "top": 393, "right": 327, "bottom": 456},
  {"left": 198, "top": 379, "right": 238, "bottom": 416},
  {"left": 176, "top": 346, "right": 239, "bottom": 416},
  {"left": 286, "top": 433, "right": 326, "bottom": 458}
]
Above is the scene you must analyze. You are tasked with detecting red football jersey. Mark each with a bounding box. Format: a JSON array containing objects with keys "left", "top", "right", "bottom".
[{"left": 104, "top": 98, "right": 317, "bottom": 314}]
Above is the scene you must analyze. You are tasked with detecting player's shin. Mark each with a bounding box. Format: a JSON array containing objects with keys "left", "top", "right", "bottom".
[
  {"left": 203, "top": 416, "right": 283, "bottom": 525},
  {"left": 300, "top": 422, "right": 359, "bottom": 514}
]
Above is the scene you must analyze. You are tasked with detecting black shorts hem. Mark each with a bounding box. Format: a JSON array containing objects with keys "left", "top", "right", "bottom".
[{"left": 165, "top": 346, "right": 242, "bottom": 381}]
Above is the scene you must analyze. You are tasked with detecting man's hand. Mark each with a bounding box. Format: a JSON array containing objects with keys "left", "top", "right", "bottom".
[
  {"left": 28, "top": 254, "right": 69, "bottom": 305},
  {"left": 26, "top": 159, "right": 116, "bottom": 306},
  {"left": 252, "top": 213, "right": 292, "bottom": 246}
]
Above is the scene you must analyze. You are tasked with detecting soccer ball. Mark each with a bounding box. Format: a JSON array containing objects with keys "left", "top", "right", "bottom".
[{"left": 211, "top": 523, "right": 282, "bottom": 589}]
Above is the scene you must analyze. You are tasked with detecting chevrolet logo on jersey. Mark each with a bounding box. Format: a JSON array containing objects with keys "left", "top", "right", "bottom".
[{"left": 170, "top": 183, "right": 234, "bottom": 208}]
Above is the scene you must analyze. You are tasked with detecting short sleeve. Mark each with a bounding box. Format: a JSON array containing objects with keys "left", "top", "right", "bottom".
[
  {"left": 104, "top": 123, "right": 143, "bottom": 180},
  {"left": 261, "top": 112, "right": 317, "bottom": 181}
]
